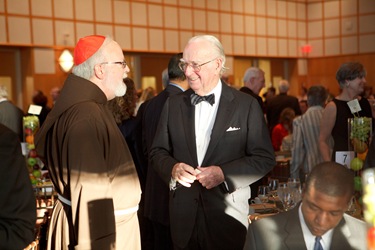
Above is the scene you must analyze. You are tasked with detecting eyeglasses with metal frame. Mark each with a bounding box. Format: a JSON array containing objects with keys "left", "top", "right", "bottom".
[
  {"left": 178, "top": 58, "right": 217, "bottom": 72},
  {"left": 100, "top": 60, "right": 127, "bottom": 69}
]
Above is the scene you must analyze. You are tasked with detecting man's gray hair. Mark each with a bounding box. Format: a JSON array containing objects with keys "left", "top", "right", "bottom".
[
  {"left": 243, "top": 67, "right": 262, "bottom": 84},
  {"left": 72, "top": 36, "right": 114, "bottom": 80},
  {"left": 307, "top": 85, "right": 328, "bottom": 107},
  {"left": 278, "top": 80, "right": 289, "bottom": 93},
  {"left": 187, "top": 35, "right": 228, "bottom": 75}
]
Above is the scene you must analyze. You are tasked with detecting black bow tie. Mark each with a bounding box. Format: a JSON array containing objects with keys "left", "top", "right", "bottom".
[{"left": 190, "top": 93, "right": 215, "bottom": 106}]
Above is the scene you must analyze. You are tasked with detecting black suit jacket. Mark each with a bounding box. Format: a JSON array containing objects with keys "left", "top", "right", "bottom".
[
  {"left": 0, "top": 123, "right": 36, "bottom": 249},
  {"left": 244, "top": 205, "right": 367, "bottom": 250},
  {"left": 239, "top": 87, "right": 264, "bottom": 111},
  {"left": 143, "top": 84, "right": 184, "bottom": 225},
  {"left": 266, "top": 93, "right": 301, "bottom": 131},
  {"left": 0, "top": 100, "right": 24, "bottom": 141},
  {"left": 364, "top": 135, "right": 375, "bottom": 169},
  {"left": 150, "top": 82, "right": 275, "bottom": 249}
]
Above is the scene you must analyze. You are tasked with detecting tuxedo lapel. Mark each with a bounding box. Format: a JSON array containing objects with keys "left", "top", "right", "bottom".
[
  {"left": 181, "top": 89, "right": 199, "bottom": 167},
  {"left": 203, "top": 83, "right": 236, "bottom": 165}
]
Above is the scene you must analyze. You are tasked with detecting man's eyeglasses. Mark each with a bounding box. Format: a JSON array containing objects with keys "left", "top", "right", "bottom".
[
  {"left": 101, "top": 60, "right": 127, "bottom": 69},
  {"left": 178, "top": 58, "right": 217, "bottom": 72}
]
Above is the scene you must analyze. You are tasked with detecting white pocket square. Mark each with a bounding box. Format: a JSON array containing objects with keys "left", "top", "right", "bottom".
[{"left": 226, "top": 126, "right": 240, "bottom": 132}]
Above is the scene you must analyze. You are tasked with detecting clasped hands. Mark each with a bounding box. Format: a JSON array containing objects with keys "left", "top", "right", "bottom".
[{"left": 171, "top": 162, "right": 225, "bottom": 189}]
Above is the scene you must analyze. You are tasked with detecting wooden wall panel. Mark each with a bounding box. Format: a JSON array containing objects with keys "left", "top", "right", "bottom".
[
  {"left": 139, "top": 54, "right": 173, "bottom": 93},
  {"left": 26, "top": 49, "right": 68, "bottom": 110},
  {"left": 307, "top": 53, "right": 375, "bottom": 96},
  {"left": 1, "top": 0, "right": 374, "bottom": 108},
  {"left": 20, "top": 48, "right": 33, "bottom": 112},
  {"left": 0, "top": 49, "right": 17, "bottom": 101},
  {"left": 232, "top": 58, "right": 252, "bottom": 88}
]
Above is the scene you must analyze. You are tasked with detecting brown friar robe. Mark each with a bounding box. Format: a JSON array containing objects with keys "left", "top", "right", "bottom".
[{"left": 35, "top": 74, "right": 141, "bottom": 250}]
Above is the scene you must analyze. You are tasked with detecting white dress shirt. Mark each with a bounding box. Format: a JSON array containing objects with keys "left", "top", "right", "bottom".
[
  {"left": 299, "top": 203, "right": 333, "bottom": 250},
  {"left": 194, "top": 81, "right": 222, "bottom": 166}
]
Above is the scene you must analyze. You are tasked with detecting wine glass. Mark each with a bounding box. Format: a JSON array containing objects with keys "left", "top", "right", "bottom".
[
  {"left": 269, "top": 178, "right": 279, "bottom": 192},
  {"left": 257, "top": 185, "right": 270, "bottom": 203},
  {"left": 288, "top": 178, "right": 302, "bottom": 204},
  {"left": 268, "top": 178, "right": 279, "bottom": 204},
  {"left": 277, "top": 182, "right": 294, "bottom": 211}
]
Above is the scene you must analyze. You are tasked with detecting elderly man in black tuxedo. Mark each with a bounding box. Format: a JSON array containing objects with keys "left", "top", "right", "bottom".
[{"left": 150, "top": 35, "right": 275, "bottom": 250}]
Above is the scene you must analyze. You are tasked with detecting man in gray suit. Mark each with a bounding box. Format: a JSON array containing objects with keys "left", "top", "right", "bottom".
[
  {"left": 150, "top": 35, "right": 275, "bottom": 250},
  {"left": 244, "top": 162, "right": 367, "bottom": 250}
]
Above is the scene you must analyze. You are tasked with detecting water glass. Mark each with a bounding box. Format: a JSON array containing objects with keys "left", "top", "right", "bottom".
[
  {"left": 277, "top": 183, "right": 294, "bottom": 211},
  {"left": 269, "top": 178, "right": 279, "bottom": 193},
  {"left": 288, "top": 178, "right": 302, "bottom": 204},
  {"left": 258, "top": 185, "right": 270, "bottom": 203},
  {"left": 268, "top": 178, "right": 279, "bottom": 204},
  {"left": 287, "top": 178, "right": 301, "bottom": 189}
]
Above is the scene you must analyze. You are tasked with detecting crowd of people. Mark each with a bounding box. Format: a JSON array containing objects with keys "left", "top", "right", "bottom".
[{"left": 0, "top": 33, "right": 374, "bottom": 250}]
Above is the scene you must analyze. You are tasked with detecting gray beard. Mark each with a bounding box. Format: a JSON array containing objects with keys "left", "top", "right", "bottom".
[{"left": 114, "top": 82, "right": 127, "bottom": 97}]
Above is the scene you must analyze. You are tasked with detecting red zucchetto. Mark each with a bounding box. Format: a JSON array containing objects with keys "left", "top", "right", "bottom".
[{"left": 73, "top": 35, "right": 106, "bottom": 66}]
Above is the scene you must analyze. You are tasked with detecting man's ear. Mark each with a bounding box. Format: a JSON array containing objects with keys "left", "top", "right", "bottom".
[
  {"left": 215, "top": 58, "right": 223, "bottom": 72},
  {"left": 249, "top": 77, "right": 255, "bottom": 85},
  {"left": 94, "top": 64, "right": 104, "bottom": 79}
]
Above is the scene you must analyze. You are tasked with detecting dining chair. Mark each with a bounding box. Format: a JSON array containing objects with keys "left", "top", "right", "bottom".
[{"left": 23, "top": 240, "right": 39, "bottom": 250}]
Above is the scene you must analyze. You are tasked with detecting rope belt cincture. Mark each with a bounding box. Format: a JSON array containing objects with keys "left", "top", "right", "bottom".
[
  {"left": 57, "top": 193, "right": 72, "bottom": 206},
  {"left": 114, "top": 205, "right": 139, "bottom": 216},
  {"left": 57, "top": 193, "right": 139, "bottom": 216}
]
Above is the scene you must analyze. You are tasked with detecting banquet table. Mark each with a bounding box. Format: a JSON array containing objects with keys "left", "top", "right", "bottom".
[
  {"left": 248, "top": 197, "right": 281, "bottom": 223},
  {"left": 248, "top": 196, "right": 364, "bottom": 224}
]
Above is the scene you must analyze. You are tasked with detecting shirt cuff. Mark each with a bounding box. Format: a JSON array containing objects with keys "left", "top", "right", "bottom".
[
  {"left": 222, "top": 181, "right": 230, "bottom": 193},
  {"left": 169, "top": 178, "right": 178, "bottom": 191}
]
